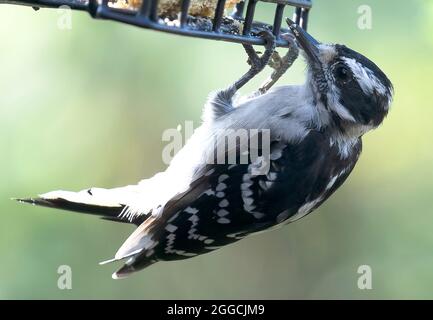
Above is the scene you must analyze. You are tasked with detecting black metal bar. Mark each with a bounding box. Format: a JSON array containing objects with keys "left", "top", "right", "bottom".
[
  {"left": 149, "top": 0, "right": 158, "bottom": 22},
  {"left": 180, "top": 0, "right": 190, "bottom": 27},
  {"left": 88, "top": 0, "right": 98, "bottom": 17},
  {"left": 243, "top": 0, "right": 258, "bottom": 36},
  {"left": 213, "top": 0, "right": 227, "bottom": 32},
  {"left": 276, "top": 0, "right": 311, "bottom": 8},
  {"left": 0, "top": 0, "right": 88, "bottom": 10},
  {"left": 232, "top": 1, "right": 245, "bottom": 19},
  {"left": 294, "top": 6, "right": 301, "bottom": 25},
  {"left": 273, "top": 3, "right": 284, "bottom": 38},
  {"left": 139, "top": 0, "right": 151, "bottom": 17}
]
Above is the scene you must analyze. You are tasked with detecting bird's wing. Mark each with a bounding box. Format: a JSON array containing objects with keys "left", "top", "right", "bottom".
[{"left": 112, "top": 131, "right": 362, "bottom": 277}]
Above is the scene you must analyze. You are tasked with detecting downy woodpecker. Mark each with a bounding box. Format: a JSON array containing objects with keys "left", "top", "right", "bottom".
[{"left": 19, "top": 20, "right": 393, "bottom": 279}]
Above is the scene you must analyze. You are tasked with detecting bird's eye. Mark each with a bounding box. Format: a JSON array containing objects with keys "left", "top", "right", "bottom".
[{"left": 335, "top": 66, "right": 350, "bottom": 82}]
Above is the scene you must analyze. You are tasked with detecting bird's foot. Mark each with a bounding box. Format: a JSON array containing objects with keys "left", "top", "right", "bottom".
[
  {"left": 232, "top": 30, "right": 276, "bottom": 91},
  {"left": 257, "top": 33, "right": 299, "bottom": 94}
]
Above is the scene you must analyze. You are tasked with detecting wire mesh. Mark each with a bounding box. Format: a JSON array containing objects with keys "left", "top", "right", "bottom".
[{"left": 0, "top": 0, "right": 312, "bottom": 47}]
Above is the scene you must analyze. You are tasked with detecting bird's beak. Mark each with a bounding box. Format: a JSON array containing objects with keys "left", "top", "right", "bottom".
[{"left": 286, "top": 18, "right": 321, "bottom": 67}]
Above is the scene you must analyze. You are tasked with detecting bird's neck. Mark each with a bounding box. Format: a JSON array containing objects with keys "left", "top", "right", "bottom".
[{"left": 299, "top": 84, "right": 373, "bottom": 140}]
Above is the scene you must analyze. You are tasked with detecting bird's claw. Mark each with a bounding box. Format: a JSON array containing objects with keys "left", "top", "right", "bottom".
[
  {"left": 268, "top": 51, "right": 284, "bottom": 70},
  {"left": 243, "top": 31, "right": 276, "bottom": 72},
  {"left": 232, "top": 30, "right": 277, "bottom": 91},
  {"left": 257, "top": 32, "right": 300, "bottom": 94}
]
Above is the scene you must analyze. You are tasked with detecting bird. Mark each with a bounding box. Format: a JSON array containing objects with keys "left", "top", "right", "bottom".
[{"left": 18, "top": 19, "right": 393, "bottom": 279}]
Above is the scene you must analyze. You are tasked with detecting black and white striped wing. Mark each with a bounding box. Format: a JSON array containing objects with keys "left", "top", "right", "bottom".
[{"left": 114, "top": 131, "right": 361, "bottom": 276}]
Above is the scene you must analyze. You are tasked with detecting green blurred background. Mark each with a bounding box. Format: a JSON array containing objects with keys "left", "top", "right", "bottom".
[{"left": 0, "top": 0, "right": 432, "bottom": 299}]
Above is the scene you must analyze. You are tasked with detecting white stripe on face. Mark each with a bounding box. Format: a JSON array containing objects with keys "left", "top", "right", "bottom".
[{"left": 342, "top": 57, "right": 388, "bottom": 96}]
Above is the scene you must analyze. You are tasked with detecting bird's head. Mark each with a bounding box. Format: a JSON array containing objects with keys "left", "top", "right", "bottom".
[{"left": 287, "top": 19, "right": 393, "bottom": 135}]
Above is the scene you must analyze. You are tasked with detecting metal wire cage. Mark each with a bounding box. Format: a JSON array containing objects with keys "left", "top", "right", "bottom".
[{"left": 0, "top": 0, "right": 312, "bottom": 47}]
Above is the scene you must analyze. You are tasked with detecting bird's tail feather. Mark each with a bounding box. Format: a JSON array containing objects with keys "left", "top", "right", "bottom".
[
  {"left": 16, "top": 188, "right": 127, "bottom": 221},
  {"left": 112, "top": 258, "right": 155, "bottom": 280}
]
